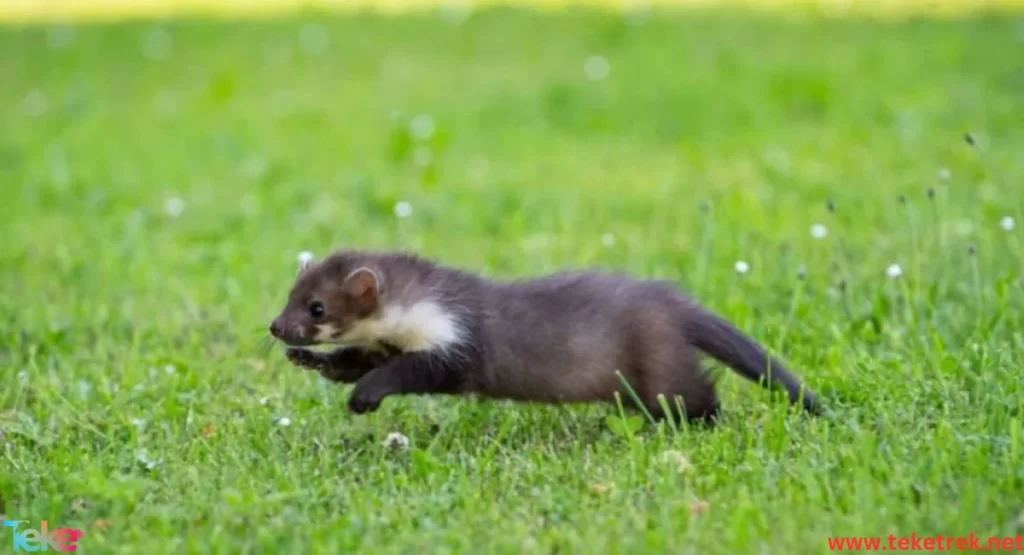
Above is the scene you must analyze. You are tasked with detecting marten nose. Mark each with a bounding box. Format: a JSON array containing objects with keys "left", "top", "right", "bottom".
[{"left": 269, "top": 320, "right": 282, "bottom": 338}]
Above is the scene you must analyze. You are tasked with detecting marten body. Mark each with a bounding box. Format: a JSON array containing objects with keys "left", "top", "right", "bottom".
[{"left": 269, "top": 250, "right": 821, "bottom": 424}]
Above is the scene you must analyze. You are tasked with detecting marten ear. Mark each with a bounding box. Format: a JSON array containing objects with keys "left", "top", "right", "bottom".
[
  {"left": 341, "top": 267, "right": 380, "bottom": 313},
  {"left": 297, "top": 252, "right": 315, "bottom": 275}
]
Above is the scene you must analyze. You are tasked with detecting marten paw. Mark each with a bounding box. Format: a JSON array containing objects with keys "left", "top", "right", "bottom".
[
  {"left": 285, "top": 348, "right": 326, "bottom": 370},
  {"left": 347, "top": 391, "right": 382, "bottom": 414}
]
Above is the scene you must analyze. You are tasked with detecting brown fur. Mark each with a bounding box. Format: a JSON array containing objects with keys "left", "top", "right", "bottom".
[{"left": 269, "top": 249, "right": 822, "bottom": 424}]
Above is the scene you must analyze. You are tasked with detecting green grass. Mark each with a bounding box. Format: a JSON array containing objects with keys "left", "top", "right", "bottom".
[{"left": 2, "top": 5, "right": 1024, "bottom": 553}]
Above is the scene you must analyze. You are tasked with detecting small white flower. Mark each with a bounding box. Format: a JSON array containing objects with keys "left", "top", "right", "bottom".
[
  {"left": 584, "top": 55, "right": 610, "bottom": 81},
  {"left": 273, "top": 416, "right": 292, "bottom": 427},
  {"left": 135, "top": 449, "right": 161, "bottom": 471},
  {"left": 164, "top": 364, "right": 176, "bottom": 375},
  {"left": 297, "top": 251, "right": 315, "bottom": 265},
  {"left": 259, "top": 396, "right": 272, "bottom": 406},
  {"left": 938, "top": 168, "right": 951, "bottom": 181},
  {"left": 955, "top": 219, "right": 974, "bottom": 237},
  {"left": 394, "top": 200, "right": 413, "bottom": 219},
  {"left": 522, "top": 234, "right": 551, "bottom": 250},
  {"left": 409, "top": 114, "right": 435, "bottom": 140},
  {"left": 601, "top": 233, "right": 615, "bottom": 247},
  {"left": 164, "top": 196, "right": 185, "bottom": 217},
  {"left": 412, "top": 146, "right": 432, "bottom": 167},
  {"left": 382, "top": 432, "right": 410, "bottom": 450},
  {"left": 734, "top": 260, "right": 749, "bottom": 275},
  {"left": 623, "top": 4, "right": 650, "bottom": 26},
  {"left": 810, "top": 224, "right": 828, "bottom": 239},
  {"left": 886, "top": 263, "right": 902, "bottom": 279},
  {"left": 762, "top": 147, "right": 792, "bottom": 173},
  {"left": 152, "top": 90, "right": 178, "bottom": 117},
  {"left": 439, "top": 1, "right": 473, "bottom": 24},
  {"left": 239, "top": 154, "right": 267, "bottom": 180},
  {"left": 141, "top": 28, "right": 173, "bottom": 60},
  {"left": 299, "top": 23, "right": 329, "bottom": 55},
  {"left": 21, "top": 90, "right": 47, "bottom": 117},
  {"left": 46, "top": 24, "right": 76, "bottom": 49},
  {"left": 1001, "top": 216, "right": 1016, "bottom": 231},
  {"left": 125, "top": 210, "right": 146, "bottom": 231},
  {"left": 661, "top": 450, "right": 694, "bottom": 473}
]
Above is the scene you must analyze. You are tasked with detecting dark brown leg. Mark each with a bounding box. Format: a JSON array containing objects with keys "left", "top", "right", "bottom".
[
  {"left": 347, "top": 350, "right": 467, "bottom": 414},
  {"left": 644, "top": 356, "right": 721, "bottom": 427},
  {"left": 285, "top": 347, "right": 392, "bottom": 383}
]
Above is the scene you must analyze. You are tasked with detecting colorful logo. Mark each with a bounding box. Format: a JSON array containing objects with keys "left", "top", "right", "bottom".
[{"left": 2, "top": 520, "right": 84, "bottom": 552}]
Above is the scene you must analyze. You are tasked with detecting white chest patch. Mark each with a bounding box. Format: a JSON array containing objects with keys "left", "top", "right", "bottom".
[{"left": 322, "top": 300, "right": 464, "bottom": 352}]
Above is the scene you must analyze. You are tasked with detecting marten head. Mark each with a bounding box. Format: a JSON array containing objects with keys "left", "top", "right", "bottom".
[
  {"left": 270, "top": 250, "right": 467, "bottom": 353},
  {"left": 268, "top": 254, "right": 383, "bottom": 347}
]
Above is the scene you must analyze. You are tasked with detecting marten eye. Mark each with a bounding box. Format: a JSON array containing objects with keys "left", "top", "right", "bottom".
[{"left": 309, "top": 300, "right": 325, "bottom": 319}]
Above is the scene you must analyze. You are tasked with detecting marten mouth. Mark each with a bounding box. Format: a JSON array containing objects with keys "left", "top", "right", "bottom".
[
  {"left": 268, "top": 319, "right": 318, "bottom": 346},
  {"left": 275, "top": 336, "right": 317, "bottom": 347}
]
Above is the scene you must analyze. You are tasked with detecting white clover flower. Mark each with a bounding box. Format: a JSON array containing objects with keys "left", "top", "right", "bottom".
[
  {"left": 46, "top": 24, "right": 76, "bottom": 50},
  {"left": 734, "top": 260, "right": 750, "bottom": 275},
  {"left": 297, "top": 251, "right": 314, "bottom": 265},
  {"left": 135, "top": 449, "right": 161, "bottom": 471},
  {"left": 1001, "top": 216, "right": 1016, "bottom": 232},
  {"left": 584, "top": 55, "right": 610, "bottom": 81},
  {"left": 955, "top": 219, "right": 974, "bottom": 237},
  {"left": 299, "top": 23, "right": 329, "bottom": 55},
  {"left": 21, "top": 90, "right": 47, "bottom": 117},
  {"left": 439, "top": 1, "right": 473, "bottom": 24},
  {"left": 141, "top": 28, "right": 172, "bottom": 60},
  {"left": 273, "top": 416, "right": 292, "bottom": 427},
  {"left": 393, "top": 201, "right": 413, "bottom": 219},
  {"left": 76, "top": 380, "right": 90, "bottom": 398},
  {"left": 409, "top": 114, "right": 435, "bottom": 140},
  {"left": 164, "top": 196, "right": 185, "bottom": 217},
  {"left": 661, "top": 450, "right": 694, "bottom": 474},
  {"left": 810, "top": 224, "right": 828, "bottom": 239},
  {"left": 239, "top": 154, "right": 268, "bottom": 180},
  {"left": 623, "top": 3, "right": 650, "bottom": 26},
  {"left": 382, "top": 432, "right": 410, "bottom": 450},
  {"left": 886, "top": 263, "right": 902, "bottom": 279}
]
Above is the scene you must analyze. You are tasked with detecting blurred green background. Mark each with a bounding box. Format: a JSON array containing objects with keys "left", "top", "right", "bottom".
[{"left": 1, "top": 0, "right": 1022, "bottom": 553}]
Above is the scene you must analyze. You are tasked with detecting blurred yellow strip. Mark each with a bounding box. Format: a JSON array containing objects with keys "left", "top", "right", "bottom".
[{"left": 1, "top": 0, "right": 1022, "bottom": 23}]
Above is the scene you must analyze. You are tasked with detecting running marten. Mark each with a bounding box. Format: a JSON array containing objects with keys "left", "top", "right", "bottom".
[{"left": 268, "top": 249, "right": 822, "bottom": 424}]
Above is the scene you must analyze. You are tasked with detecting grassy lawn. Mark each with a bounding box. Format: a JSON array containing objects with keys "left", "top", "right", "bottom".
[{"left": 2, "top": 2, "right": 1024, "bottom": 553}]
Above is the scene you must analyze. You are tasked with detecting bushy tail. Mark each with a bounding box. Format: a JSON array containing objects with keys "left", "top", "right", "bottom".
[{"left": 687, "top": 307, "right": 821, "bottom": 414}]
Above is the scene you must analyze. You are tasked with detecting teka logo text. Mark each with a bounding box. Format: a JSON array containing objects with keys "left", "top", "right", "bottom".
[{"left": 2, "top": 520, "right": 84, "bottom": 552}]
